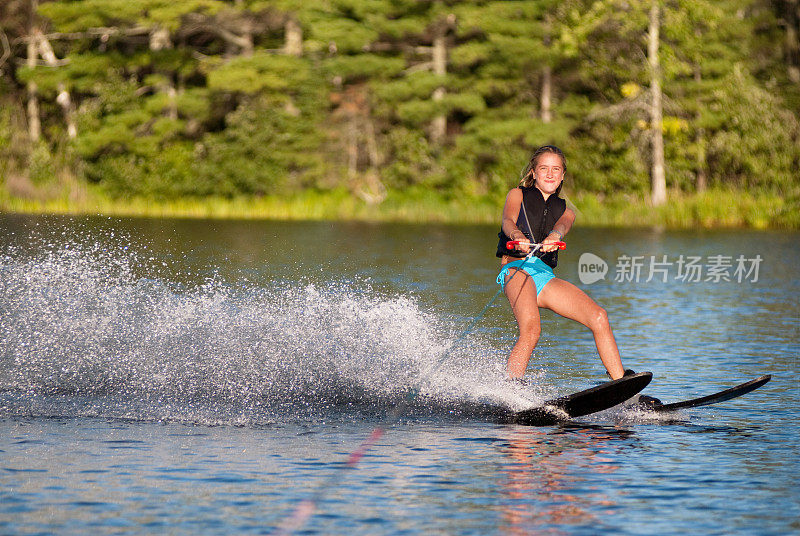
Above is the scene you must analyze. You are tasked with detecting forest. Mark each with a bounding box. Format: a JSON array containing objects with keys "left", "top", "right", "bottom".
[{"left": 1, "top": 0, "right": 798, "bottom": 226}]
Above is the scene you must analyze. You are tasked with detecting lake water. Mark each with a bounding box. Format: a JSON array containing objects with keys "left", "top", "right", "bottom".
[{"left": 1, "top": 214, "right": 798, "bottom": 535}]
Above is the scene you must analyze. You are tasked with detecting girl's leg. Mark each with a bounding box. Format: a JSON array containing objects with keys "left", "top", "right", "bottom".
[
  {"left": 503, "top": 269, "right": 541, "bottom": 378},
  {"left": 536, "top": 278, "right": 626, "bottom": 380}
]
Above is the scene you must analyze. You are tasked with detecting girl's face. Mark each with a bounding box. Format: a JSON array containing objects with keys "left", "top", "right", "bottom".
[{"left": 532, "top": 152, "right": 565, "bottom": 196}]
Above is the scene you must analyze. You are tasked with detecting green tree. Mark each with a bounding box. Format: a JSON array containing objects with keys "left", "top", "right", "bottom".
[
  {"left": 0, "top": 0, "right": 797, "bottom": 206},
  {"left": 198, "top": 52, "right": 327, "bottom": 195},
  {"left": 566, "top": 0, "right": 799, "bottom": 199},
  {"left": 448, "top": 0, "right": 578, "bottom": 194}
]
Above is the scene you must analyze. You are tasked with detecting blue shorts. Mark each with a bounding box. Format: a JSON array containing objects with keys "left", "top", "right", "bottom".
[{"left": 496, "top": 256, "right": 556, "bottom": 296}]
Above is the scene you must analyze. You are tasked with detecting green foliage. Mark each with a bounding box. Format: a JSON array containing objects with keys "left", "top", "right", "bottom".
[
  {"left": 306, "top": 18, "right": 380, "bottom": 54},
  {"left": 197, "top": 93, "right": 327, "bottom": 196},
  {"left": 323, "top": 55, "right": 406, "bottom": 82},
  {"left": 176, "top": 89, "right": 212, "bottom": 121},
  {"left": 0, "top": 106, "right": 12, "bottom": 159},
  {"left": 441, "top": 92, "right": 487, "bottom": 116},
  {"left": 450, "top": 42, "right": 493, "bottom": 69},
  {"left": 28, "top": 144, "right": 57, "bottom": 186},
  {"left": 395, "top": 89, "right": 487, "bottom": 125},
  {"left": 375, "top": 71, "right": 448, "bottom": 103},
  {"left": 0, "top": 0, "right": 794, "bottom": 223},
  {"left": 705, "top": 70, "right": 800, "bottom": 191},
  {"left": 382, "top": 127, "right": 440, "bottom": 189},
  {"left": 88, "top": 143, "right": 199, "bottom": 198},
  {"left": 206, "top": 53, "right": 311, "bottom": 94},
  {"left": 39, "top": 0, "right": 226, "bottom": 32}
]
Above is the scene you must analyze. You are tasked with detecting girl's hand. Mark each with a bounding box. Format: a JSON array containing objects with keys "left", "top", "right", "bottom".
[
  {"left": 541, "top": 232, "right": 563, "bottom": 252},
  {"left": 510, "top": 231, "right": 530, "bottom": 254}
]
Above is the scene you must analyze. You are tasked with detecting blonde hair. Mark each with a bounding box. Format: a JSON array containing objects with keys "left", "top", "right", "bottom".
[{"left": 519, "top": 145, "right": 567, "bottom": 190}]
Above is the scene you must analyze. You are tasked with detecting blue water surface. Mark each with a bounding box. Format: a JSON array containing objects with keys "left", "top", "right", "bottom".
[{"left": 1, "top": 215, "right": 798, "bottom": 535}]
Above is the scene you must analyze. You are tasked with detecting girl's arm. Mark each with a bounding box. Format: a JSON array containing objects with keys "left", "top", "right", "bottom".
[
  {"left": 501, "top": 188, "right": 529, "bottom": 253},
  {"left": 542, "top": 208, "right": 575, "bottom": 252}
]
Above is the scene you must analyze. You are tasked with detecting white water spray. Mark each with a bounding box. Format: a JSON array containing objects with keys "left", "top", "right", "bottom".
[{"left": 0, "top": 233, "right": 539, "bottom": 425}]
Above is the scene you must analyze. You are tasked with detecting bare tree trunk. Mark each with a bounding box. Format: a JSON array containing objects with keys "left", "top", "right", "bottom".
[
  {"left": 786, "top": 0, "right": 800, "bottom": 83},
  {"left": 204, "top": 24, "right": 252, "bottom": 57},
  {"left": 26, "top": 37, "right": 40, "bottom": 142},
  {"left": 693, "top": 65, "right": 706, "bottom": 192},
  {"left": 346, "top": 113, "right": 358, "bottom": 182},
  {"left": 361, "top": 117, "right": 386, "bottom": 204},
  {"left": 167, "top": 85, "right": 178, "bottom": 120},
  {"left": 147, "top": 25, "right": 180, "bottom": 120},
  {"left": 648, "top": 0, "right": 666, "bottom": 206},
  {"left": 242, "top": 32, "right": 254, "bottom": 57},
  {"left": 37, "top": 31, "right": 77, "bottom": 138},
  {"left": 283, "top": 18, "right": 302, "bottom": 57},
  {"left": 26, "top": 0, "right": 40, "bottom": 142},
  {"left": 695, "top": 129, "right": 707, "bottom": 192},
  {"left": 431, "top": 33, "right": 447, "bottom": 145},
  {"left": 540, "top": 15, "right": 552, "bottom": 123},
  {"left": 149, "top": 25, "right": 172, "bottom": 50},
  {"left": 364, "top": 117, "right": 381, "bottom": 169},
  {"left": 56, "top": 88, "right": 77, "bottom": 138},
  {"left": 340, "top": 86, "right": 385, "bottom": 204},
  {"left": 238, "top": 20, "right": 254, "bottom": 57},
  {"left": 541, "top": 65, "right": 552, "bottom": 123}
]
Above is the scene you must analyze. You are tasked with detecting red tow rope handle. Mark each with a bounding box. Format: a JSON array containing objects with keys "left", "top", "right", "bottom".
[{"left": 506, "top": 240, "right": 566, "bottom": 250}]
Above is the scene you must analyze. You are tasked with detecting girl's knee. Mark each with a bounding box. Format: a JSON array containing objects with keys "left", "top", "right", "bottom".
[{"left": 590, "top": 307, "right": 610, "bottom": 332}]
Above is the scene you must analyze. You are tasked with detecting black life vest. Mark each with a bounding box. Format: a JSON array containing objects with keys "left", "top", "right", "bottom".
[{"left": 496, "top": 186, "right": 566, "bottom": 268}]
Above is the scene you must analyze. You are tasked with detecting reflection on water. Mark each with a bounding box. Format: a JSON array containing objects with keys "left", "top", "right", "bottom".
[{"left": 497, "top": 425, "right": 635, "bottom": 535}]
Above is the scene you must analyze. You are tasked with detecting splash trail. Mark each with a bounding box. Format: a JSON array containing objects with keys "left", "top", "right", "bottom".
[{"left": 0, "top": 235, "right": 537, "bottom": 426}]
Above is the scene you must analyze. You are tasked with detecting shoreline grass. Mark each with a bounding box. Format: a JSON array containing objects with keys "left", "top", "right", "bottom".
[{"left": 1, "top": 185, "right": 797, "bottom": 229}]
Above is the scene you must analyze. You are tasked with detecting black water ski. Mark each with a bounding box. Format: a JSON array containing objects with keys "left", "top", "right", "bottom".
[
  {"left": 648, "top": 374, "right": 771, "bottom": 412},
  {"left": 508, "top": 371, "right": 652, "bottom": 426}
]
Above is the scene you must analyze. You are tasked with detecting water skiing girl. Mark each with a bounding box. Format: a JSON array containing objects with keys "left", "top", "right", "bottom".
[{"left": 496, "top": 145, "right": 640, "bottom": 386}]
